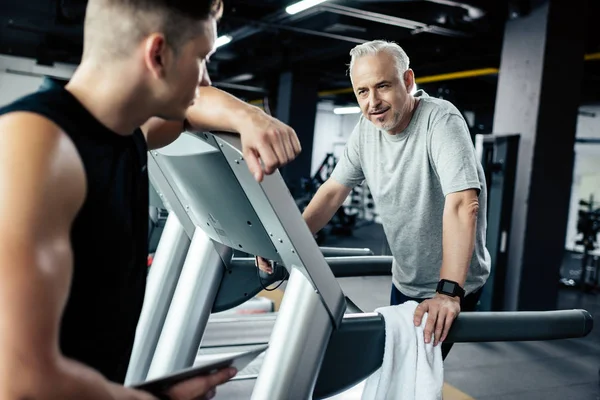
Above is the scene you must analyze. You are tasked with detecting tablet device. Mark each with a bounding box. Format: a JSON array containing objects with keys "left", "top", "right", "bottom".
[{"left": 130, "top": 344, "right": 268, "bottom": 395}]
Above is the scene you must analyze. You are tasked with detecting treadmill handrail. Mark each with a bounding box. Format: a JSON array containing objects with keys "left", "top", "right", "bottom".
[
  {"left": 200, "top": 308, "right": 593, "bottom": 349},
  {"left": 319, "top": 247, "right": 374, "bottom": 257},
  {"left": 230, "top": 255, "right": 393, "bottom": 277},
  {"left": 446, "top": 308, "right": 593, "bottom": 342}
]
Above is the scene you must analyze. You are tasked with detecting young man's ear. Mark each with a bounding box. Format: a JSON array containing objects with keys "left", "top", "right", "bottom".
[{"left": 144, "top": 34, "right": 170, "bottom": 78}]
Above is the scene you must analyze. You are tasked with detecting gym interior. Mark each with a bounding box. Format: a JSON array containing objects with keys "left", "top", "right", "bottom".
[{"left": 1, "top": 0, "right": 599, "bottom": 399}]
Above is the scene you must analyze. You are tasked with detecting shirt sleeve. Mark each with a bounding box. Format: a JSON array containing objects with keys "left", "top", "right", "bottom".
[
  {"left": 429, "top": 113, "right": 482, "bottom": 196},
  {"left": 330, "top": 120, "right": 365, "bottom": 189}
]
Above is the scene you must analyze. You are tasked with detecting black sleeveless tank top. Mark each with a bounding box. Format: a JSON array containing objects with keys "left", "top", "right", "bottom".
[{"left": 0, "top": 80, "right": 149, "bottom": 383}]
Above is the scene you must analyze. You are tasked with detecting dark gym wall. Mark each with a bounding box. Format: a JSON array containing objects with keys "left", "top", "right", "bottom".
[
  {"left": 492, "top": 0, "right": 587, "bottom": 311},
  {"left": 275, "top": 70, "right": 319, "bottom": 195}
]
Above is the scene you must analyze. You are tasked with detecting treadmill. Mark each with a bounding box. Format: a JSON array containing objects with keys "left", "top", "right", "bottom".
[{"left": 126, "top": 131, "right": 594, "bottom": 399}]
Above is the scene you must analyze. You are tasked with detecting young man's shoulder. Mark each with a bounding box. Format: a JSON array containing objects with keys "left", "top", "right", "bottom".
[{"left": 0, "top": 86, "right": 65, "bottom": 119}]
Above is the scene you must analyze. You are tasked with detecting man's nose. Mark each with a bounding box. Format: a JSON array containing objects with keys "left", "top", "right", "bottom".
[{"left": 199, "top": 69, "right": 212, "bottom": 87}]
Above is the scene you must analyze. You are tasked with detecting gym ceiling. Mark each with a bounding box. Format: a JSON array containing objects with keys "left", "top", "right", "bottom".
[{"left": 1, "top": 0, "right": 599, "bottom": 134}]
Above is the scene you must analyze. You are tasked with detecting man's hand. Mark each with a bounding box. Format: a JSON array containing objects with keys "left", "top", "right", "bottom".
[
  {"left": 163, "top": 367, "right": 237, "bottom": 400},
  {"left": 413, "top": 294, "right": 461, "bottom": 347},
  {"left": 255, "top": 256, "right": 273, "bottom": 274},
  {"left": 239, "top": 109, "right": 301, "bottom": 182}
]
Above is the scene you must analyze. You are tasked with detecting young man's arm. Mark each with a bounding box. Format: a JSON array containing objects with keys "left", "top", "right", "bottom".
[
  {"left": 0, "top": 113, "right": 156, "bottom": 400},
  {"left": 0, "top": 113, "right": 232, "bottom": 400},
  {"left": 142, "top": 86, "right": 301, "bottom": 182}
]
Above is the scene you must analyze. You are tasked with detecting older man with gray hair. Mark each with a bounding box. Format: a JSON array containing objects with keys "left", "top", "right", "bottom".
[{"left": 258, "top": 40, "right": 491, "bottom": 360}]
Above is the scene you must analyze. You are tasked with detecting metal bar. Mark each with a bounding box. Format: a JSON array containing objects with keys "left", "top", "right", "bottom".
[
  {"left": 325, "top": 256, "right": 392, "bottom": 276},
  {"left": 226, "top": 6, "right": 324, "bottom": 45},
  {"left": 321, "top": 3, "right": 424, "bottom": 30},
  {"left": 251, "top": 268, "right": 333, "bottom": 399},
  {"left": 125, "top": 214, "right": 191, "bottom": 385},
  {"left": 228, "top": 16, "right": 366, "bottom": 44},
  {"left": 446, "top": 309, "right": 593, "bottom": 342},
  {"left": 145, "top": 229, "right": 231, "bottom": 380},
  {"left": 230, "top": 255, "right": 392, "bottom": 277},
  {"left": 213, "top": 81, "right": 267, "bottom": 93},
  {"left": 319, "top": 246, "right": 374, "bottom": 257},
  {"left": 321, "top": 3, "right": 469, "bottom": 37},
  {"left": 416, "top": 67, "right": 500, "bottom": 84},
  {"left": 423, "top": 0, "right": 485, "bottom": 19},
  {"left": 199, "top": 308, "right": 593, "bottom": 350},
  {"left": 576, "top": 138, "right": 600, "bottom": 144},
  {"left": 215, "top": 133, "right": 346, "bottom": 328}
]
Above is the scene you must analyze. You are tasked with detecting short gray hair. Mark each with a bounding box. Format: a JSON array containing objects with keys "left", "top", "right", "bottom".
[{"left": 348, "top": 40, "right": 410, "bottom": 78}]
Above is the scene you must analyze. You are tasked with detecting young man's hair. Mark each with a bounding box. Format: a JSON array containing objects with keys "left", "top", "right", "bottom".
[{"left": 83, "top": 0, "right": 224, "bottom": 61}]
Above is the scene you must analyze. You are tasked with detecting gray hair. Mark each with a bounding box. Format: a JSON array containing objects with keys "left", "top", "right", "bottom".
[{"left": 348, "top": 40, "right": 410, "bottom": 79}]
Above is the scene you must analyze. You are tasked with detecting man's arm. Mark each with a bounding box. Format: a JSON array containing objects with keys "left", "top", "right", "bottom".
[
  {"left": 307, "top": 122, "right": 365, "bottom": 231},
  {"left": 0, "top": 114, "right": 235, "bottom": 400},
  {"left": 303, "top": 179, "right": 353, "bottom": 235},
  {"left": 414, "top": 112, "right": 483, "bottom": 347},
  {"left": 141, "top": 86, "right": 258, "bottom": 149},
  {"left": 142, "top": 86, "right": 301, "bottom": 181},
  {"left": 0, "top": 113, "right": 155, "bottom": 399},
  {"left": 440, "top": 189, "right": 479, "bottom": 286}
]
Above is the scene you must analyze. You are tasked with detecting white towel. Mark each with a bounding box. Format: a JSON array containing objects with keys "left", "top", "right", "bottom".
[{"left": 361, "top": 301, "right": 444, "bottom": 400}]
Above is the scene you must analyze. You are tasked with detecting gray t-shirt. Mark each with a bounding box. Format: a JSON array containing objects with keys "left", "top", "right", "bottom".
[{"left": 331, "top": 90, "right": 491, "bottom": 298}]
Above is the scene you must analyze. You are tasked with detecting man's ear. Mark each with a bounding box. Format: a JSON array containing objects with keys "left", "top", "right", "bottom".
[
  {"left": 404, "top": 69, "right": 416, "bottom": 94},
  {"left": 143, "top": 33, "right": 171, "bottom": 79}
]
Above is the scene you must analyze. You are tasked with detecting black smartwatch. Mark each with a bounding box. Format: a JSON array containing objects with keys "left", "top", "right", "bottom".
[{"left": 436, "top": 279, "right": 465, "bottom": 300}]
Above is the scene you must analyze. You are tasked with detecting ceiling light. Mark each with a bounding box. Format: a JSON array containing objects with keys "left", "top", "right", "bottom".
[
  {"left": 215, "top": 35, "right": 232, "bottom": 48},
  {"left": 286, "top": 0, "right": 329, "bottom": 15},
  {"left": 333, "top": 106, "right": 361, "bottom": 115}
]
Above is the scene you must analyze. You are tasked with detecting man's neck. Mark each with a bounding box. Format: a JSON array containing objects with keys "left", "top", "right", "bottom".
[
  {"left": 387, "top": 95, "right": 419, "bottom": 135},
  {"left": 65, "top": 62, "right": 154, "bottom": 135}
]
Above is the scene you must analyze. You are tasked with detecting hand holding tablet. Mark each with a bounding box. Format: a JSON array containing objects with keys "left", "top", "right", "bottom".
[{"left": 129, "top": 345, "right": 268, "bottom": 399}]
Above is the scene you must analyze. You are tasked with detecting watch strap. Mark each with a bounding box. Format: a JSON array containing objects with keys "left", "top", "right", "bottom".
[{"left": 436, "top": 279, "right": 465, "bottom": 300}]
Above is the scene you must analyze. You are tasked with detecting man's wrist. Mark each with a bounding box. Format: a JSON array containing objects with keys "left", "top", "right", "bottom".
[
  {"left": 234, "top": 104, "right": 262, "bottom": 133},
  {"left": 436, "top": 278, "right": 465, "bottom": 300}
]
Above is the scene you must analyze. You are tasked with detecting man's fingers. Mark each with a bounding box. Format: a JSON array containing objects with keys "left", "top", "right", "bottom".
[
  {"left": 280, "top": 129, "right": 296, "bottom": 163},
  {"left": 204, "top": 367, "right": 237, "bottom": 388},
  {"left": 413, "top": 302, "right": 428, "bottom": 327},
  {"left": 286, "top": 127, "right": 302, "bottom": 156},
  {"left": 257, "top": 141, "right": 280, "bottom": 175},
  {"left": 423, "top": 307, "right": 438, "bottom": 344},
  {"left": 255, "top": 256, "right": 273, "bottom": 274},
  {"left": 167, "top": 368, "right": 237, "bottom": 400},
  {"left": 268, "top": 130, "right": 288, "bottom": 166},
  {"left": 243, "top": 149, "right": 264, "bottom": 182},
  {"left": 434, "top": 311, "right": 445, "bottom": 347},
  {"left": 441, "top": 310, "right": 457, "bottom": 343},
  {"left": 203, "top": 388, "right": 216, "bottom": 400}
]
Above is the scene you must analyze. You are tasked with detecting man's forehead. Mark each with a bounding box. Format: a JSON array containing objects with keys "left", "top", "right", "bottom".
[
  {"left": 351, "top": 69, "right": 395, "bottom": 87},
  {"left": 196, "top": 19, "right": 217, "bottom": 56},
  {"left": 351, "top": 55, "right": 395, "bottom": 78}
]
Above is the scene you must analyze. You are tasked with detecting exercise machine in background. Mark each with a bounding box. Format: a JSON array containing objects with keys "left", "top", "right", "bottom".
[
  {"left": 475, "top": 134, "right": 520, "bottom": 311},
  {"left": 295, "top": 153, "right": 377, "bottom": 244},
  {"left": 560, "top": 195, "right": 600, "bottom": 292}
]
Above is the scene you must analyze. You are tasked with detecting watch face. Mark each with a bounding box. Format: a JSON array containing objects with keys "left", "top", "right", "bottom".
[{"left": 442, "top": 281, "right": 456, "bottom": 293}]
